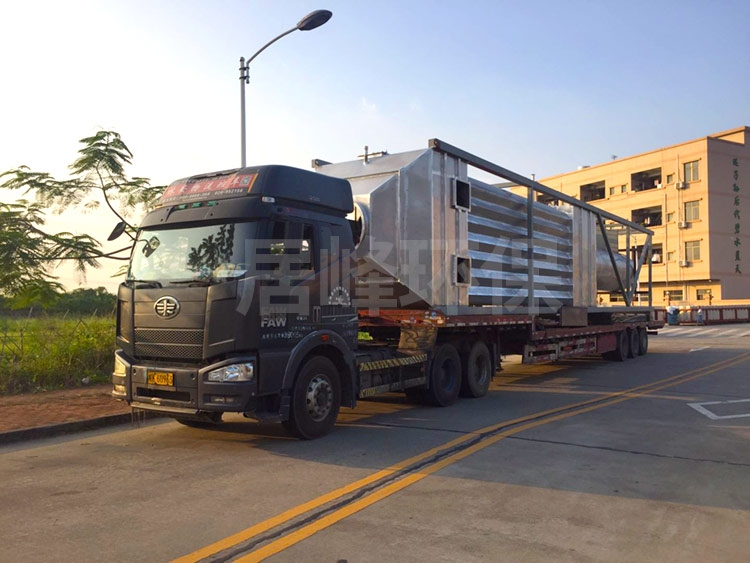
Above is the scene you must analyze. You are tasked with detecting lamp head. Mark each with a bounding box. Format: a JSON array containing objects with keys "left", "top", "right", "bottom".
[{"left": 296, "top": 9, "right": 332, "bottom": 31}]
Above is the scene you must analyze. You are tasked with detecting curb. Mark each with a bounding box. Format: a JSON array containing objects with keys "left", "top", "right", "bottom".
[{"left": 0, "top": 411, "right": 165, "bottom": 446}]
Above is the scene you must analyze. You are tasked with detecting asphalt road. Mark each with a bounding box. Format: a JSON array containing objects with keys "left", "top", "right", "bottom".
[{"left": 1, "top": 326, "right": 749, "bottom": 562}]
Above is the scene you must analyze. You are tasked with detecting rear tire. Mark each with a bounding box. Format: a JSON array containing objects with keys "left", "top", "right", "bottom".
[
  {"left": 424, "top": 344, "right": 462, "bottom": 407},
  {"left": 637, "top": 328, "right": 648, "bottom": 355},
  {"left": 603, "top": 331, "right": 628, "bottom": 362},
  {"left": 173, "top": 412, "right": 222, "bottom": 428},
  {"left": 460, "top": 340, "right": 492, "bottom": 398},
  {"left": 283, "top": 356, "right": 341, "bottom": 440},
  {"left": 627, "top": 329, "right": 639, "bottom": 358}
]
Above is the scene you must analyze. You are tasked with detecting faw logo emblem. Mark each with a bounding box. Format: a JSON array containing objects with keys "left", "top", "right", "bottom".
[{"left": 154, "top": 296, "right": 180, "bottom": 319}]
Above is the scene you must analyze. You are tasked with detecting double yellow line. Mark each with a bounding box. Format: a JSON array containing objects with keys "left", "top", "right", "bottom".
[{"left": 175, "top": 351, "right": 750, "bottom": 563}]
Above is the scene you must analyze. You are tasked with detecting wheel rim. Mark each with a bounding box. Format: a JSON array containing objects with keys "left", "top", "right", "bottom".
[
  {"left": 474, "top": 354, "right": 490, "bottom": 387},
  {"left": 305, "top": 375, "right": 333, "bottom": 422},
  {"left": 439, "top": 358, "right": 457, "bottom": 392}
]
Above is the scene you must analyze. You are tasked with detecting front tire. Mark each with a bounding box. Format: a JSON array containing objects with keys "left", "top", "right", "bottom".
[{"left": 283, "top": 356, "right": 341, "bottom": 440}]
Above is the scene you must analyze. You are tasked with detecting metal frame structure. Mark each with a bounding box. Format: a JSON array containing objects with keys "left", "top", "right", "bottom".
[{"left": 428, "top": 138, "right": 654, "bottom": 308}]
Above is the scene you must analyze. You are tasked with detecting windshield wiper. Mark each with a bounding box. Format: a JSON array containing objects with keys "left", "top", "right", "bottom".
[
  {"left": 169, "top": 278, "right": 213, "bottom": 286},
  {"left": 127, "top": 279, "right": 162, "bottom": 288}
]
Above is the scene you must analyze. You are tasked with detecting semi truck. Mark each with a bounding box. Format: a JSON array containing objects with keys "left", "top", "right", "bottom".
[{"left": 111, "top": 139, "right": 662, "bottom": 439}]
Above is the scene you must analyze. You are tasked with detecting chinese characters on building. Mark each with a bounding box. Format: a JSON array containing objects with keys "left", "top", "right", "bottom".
[{"left": 733, "top": 157, "right": 742, "bottom": 274}]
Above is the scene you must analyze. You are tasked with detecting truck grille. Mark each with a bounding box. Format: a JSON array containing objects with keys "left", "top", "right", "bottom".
[{"left": 134, "top": 328, "right": 203, "bottom": 360}]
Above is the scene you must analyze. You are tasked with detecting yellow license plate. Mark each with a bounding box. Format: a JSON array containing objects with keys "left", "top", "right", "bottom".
[{"left": 147, "top": 371, "right": 174, "bottom": 386}]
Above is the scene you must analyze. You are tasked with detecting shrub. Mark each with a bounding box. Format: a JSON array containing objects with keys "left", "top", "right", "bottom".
[{"left": 0, "top": 316, "right": 115, "bottom": 394}]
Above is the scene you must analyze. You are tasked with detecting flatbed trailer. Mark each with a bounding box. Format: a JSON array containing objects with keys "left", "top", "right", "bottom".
[{"left": 352, "top": 305, "right": 662, "bottom": 402}]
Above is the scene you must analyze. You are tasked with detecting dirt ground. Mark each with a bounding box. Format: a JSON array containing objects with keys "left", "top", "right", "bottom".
[{"left": 0, "top": 384, "right": 128, "bottom": 433}]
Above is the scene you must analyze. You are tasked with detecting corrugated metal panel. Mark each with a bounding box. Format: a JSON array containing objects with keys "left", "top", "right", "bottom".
[{"left": 468, "top": 180, "right": 573, "bottom": 309}]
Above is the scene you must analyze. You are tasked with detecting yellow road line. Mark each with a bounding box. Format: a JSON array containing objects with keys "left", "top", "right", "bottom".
[
  {"left": 498, "top": 385, "right": 697, "bottom": 401},
  {"left": 236, "top": 352, "right": 750, "bottom": 562},
  {"left": 174, "top": 351, "right": 750, "bottom": 562}
]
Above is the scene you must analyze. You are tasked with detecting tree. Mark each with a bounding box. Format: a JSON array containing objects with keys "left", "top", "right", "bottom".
[{"left": 0, "top": 131, "right": 164, "bottom": 302}]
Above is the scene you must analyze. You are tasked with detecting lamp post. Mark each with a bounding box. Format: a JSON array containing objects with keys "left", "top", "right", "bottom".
[{"left": 239, "top": 9, "right": 332, "bottom": 167}]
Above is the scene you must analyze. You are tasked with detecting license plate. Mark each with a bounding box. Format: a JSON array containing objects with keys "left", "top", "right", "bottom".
[{"left": 147, "top": 371, "right": 174, "bottom": 386}]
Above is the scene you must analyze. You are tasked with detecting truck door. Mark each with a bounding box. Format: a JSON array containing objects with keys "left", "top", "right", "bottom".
[
  {"left": 318, "top": 223, "right": 357, "bottom": 347},
  {"left": 256, "top": 219, "right": 320, "bottom": 395}
]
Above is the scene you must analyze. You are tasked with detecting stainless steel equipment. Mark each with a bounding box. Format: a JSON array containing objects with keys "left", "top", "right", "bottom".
[{"left": 315, "top": 147, "right": 575, "bottom": 310}]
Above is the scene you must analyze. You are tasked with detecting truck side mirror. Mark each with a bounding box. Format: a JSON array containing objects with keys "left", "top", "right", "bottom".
[{"left": 108, "top": 221, "right": 128, "bottom": 241}]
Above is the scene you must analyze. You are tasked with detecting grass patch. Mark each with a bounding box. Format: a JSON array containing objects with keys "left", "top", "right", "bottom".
[{"left": 0, "top": 316, "right": 115, "bottom": 394}]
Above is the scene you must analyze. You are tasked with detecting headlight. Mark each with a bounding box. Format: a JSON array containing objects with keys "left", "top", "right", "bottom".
[
  {"left": 113, "top": 355, "right": 127, "bottom": 376},
  {"left": 207, "top": 362, "right": 255, "bottom": 382}
]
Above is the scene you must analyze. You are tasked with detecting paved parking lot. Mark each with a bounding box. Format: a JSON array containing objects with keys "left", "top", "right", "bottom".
[{"left": 1, "top": 329, "right": 749, "bottom": 562}]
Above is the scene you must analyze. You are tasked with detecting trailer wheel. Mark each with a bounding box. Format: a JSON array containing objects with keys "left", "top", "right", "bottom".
[
  {"left": 283, "top": 356, "right": 341, "bottom": 440},
  {"left": 603, "top": 331, "right": 628, "bottom": 362},
  {"left": 424, "top": 344, "right": 462, "bottom": 407},
  {"left": 638, "top": 328, "right": 648, "bottom": 356},
  {"left": 627, "top": 329, "right": 639, "bottom": 358},
  {"left": 172, "top": 412, "right": 222, "bottom": 428},
  {"left": 460, "top": 341, "right": 492, "bottom": 398}
]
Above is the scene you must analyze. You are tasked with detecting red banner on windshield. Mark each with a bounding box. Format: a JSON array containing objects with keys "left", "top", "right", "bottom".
[{"left": 158, "top": 173, "right": 258, "bottom": 206}]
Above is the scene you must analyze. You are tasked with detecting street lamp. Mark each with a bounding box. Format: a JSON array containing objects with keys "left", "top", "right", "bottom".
[{"left": 239, "top": 9, "right": 333, "bottom": 167}]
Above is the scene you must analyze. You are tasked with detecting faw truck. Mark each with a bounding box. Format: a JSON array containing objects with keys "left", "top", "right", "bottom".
[{"left": 112, "top": 139, "right": 662, "bottom": 438}]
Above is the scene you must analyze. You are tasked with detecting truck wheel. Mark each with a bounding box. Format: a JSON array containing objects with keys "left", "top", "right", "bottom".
[
  {"left": 627, "top": 329, "right": 639, "bottom": 358},
  {"left": 283, "top": 356, "right": 341, "bottom": 440},
  {"left": 638, "top": 328, "right": 648, "bottom": 355},
  {"left": 603, "top": 331, "right": 628, "bottom": 362},
  {"left": 173, "top": 412, "right": 222, "bottom": 428},
  {"left": 460, "top": 341, "right": 492, "bottom": 398},
  {"left": 424, "top": 344, "right": 462, "bottom": 407}
]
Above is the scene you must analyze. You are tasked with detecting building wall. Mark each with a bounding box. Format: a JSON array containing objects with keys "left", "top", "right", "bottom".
[
  {"left": 510, "top": 126, "right": 750, "bottom": 306},
  {"left": 706, "top": 134, "right": 750, "bottom": 301}
]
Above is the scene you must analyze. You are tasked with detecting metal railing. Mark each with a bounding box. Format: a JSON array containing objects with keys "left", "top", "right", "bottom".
[{"left": 428, "top": 138, "right": 654, "bottom": 308}]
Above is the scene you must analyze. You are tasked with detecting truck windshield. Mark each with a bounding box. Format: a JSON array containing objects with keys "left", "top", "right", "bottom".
[{"left": 128, "top": 222, "right": 260, "bottom": 284}]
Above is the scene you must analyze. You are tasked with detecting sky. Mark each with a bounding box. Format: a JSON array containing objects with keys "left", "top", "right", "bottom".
[{"left": 1, "top": 0, "right": 749, "bottom": 292}]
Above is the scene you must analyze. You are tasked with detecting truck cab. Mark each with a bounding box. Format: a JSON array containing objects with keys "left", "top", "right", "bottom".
[{"left": 112, "top": 165, "right": 358, "bottom": 438}]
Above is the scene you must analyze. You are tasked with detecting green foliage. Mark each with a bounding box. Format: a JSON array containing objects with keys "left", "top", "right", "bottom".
[
  {"left": 0, "top": 316, "right": 115, "bottom": 394},
  {"left": 0, "top": 130, "right": 165, "bottom": 300},
  {"left": 0, "top": 200, "right": 100, "bottom": 298}
]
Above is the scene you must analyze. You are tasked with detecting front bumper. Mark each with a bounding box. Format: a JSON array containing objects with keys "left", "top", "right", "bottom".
[{"left": 112, "top": 351, "right": 257, "bottom": 415}]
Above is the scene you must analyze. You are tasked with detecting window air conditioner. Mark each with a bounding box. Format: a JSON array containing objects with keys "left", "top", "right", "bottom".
[
  {"left": 677, "top": 221, "right": 689, "bottom": 229},
  {"left": 679, "top": 260, "right": 690, "bottom": 268},
  {"left": 675, "top": 181, "right": 687, "bottom": 190}
]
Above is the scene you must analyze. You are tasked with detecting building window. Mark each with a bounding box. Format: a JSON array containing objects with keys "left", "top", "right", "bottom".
[
  {"left": 666, "top": 173, "right": 675, "bottom": 184},
  {"left": 609, "top": 186, "right": 616, "bottom": 196},
  {"left": 667, "top": 251, "right": 675, "bottom": 261},
  {"left": 632, "top": 205, "right": 663, "bottom": 227},
  {"left": 684, "top": 200, "right": 700, "bottom": 222},
  {"left": 684, "top": 160, "right": 699, "bottom": 182},
  {"left": 631, "top": 168, "right": 662, "bottom": 192},
  {"left": 696, "top": 289, "right": 712, "bottom": 301},
  {"left": 664, "top": 290, "right": 683, "bottom": 301},
  {"left": 619, "top": 184, "right": 627, "bottom": 194},
  {"left": 666, "top": 212, "right": 675, "bottom": 222},
  {"left": 650, "top": 243, "right": 664, "bottom": 263},
  {"left": 580, "top": 180, "right": 605, "bottom": 202},
  {"left": 685, "top": 240, "right": 701, "bottom": 261}
]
